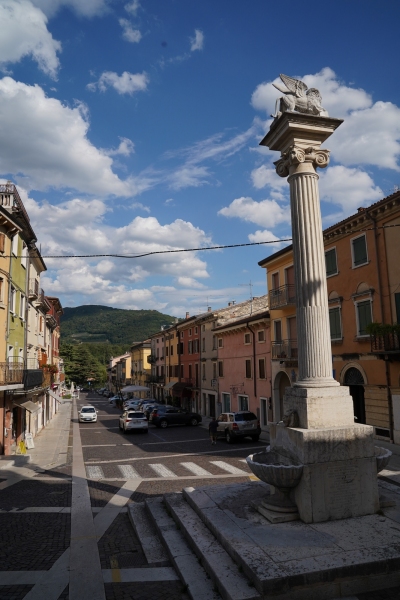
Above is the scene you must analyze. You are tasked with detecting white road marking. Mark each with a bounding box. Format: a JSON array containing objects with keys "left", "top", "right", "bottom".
[
  {"left": 210, "top": 461, "right": 248, "bottom": 475},
  {"left": 149, "top": 464, "right": 177, "bottom": 478},
  {"left": 180, "top": 462, "right": 212, "bottom": 476},
  {"left": 86, "top": 466, "right": 105, "bottom": 479},
  {"left": 117, "top": 465, "right": 140, "bottom": 479}
]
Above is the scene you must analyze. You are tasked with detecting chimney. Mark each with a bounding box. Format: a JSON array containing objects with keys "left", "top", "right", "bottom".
[
  {"left": 185, "top": 312, "right": 190, "bottom": 319},
  {"left": 207, "top": 306, "right": 212, "bottom": 312}
]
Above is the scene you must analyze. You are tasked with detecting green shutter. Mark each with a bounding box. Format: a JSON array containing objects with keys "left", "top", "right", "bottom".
[
  {"left": 353, "top": 236, "right": 367, "bottom": 266},
  {"left": 357, "top": 300, "right": 372, "bottom": 335},
  {"left": 329, "top": 307, "right": 341, "bottom": 339},
  {"left": 325, "top": 248, "right": 337, "bottom": 276}
]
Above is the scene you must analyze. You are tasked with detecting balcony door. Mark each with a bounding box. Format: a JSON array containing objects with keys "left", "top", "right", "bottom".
[{"left": 285, "top": 265, "right": 294, "bottom": 286}]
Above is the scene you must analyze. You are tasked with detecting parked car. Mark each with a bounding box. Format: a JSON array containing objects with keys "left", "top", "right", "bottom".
[
  {"left": 78, "top": 405, "right": 98, "bottom": 423},
  {"left": 142, "top": 402, "right": 160, "bottom": 419},
  {"left": 123, "top": 399, "right": 143, "bottom": 410},
  {"left": 216, "top": 412, "right": 261, "bottom": 443},
  {"left": 149, "top": 406, "right": 202, "bottom": 428},
  {"left": 119, "top": 410, "right": 148, "bottom": 433},
  {"left": 109, "top": 395, "right": 128, "bottom": 404}
]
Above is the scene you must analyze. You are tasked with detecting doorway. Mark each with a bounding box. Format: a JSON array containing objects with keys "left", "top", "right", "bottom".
[
  {"left": 273, "top": 371, "right": 291, "bottom": 422},
  {"left": 344, "top": 367, "right": 366, "bottom": 424}
]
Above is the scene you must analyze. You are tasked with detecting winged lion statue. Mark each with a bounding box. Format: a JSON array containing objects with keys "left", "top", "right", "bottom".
[{"left": 271, "top": 74, "right": 329, "bottom": 119}]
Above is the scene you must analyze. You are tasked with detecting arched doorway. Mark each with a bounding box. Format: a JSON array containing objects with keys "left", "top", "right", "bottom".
[
  {"left": 344, "top": 367, "right": 366, "bottom": 424},
  {"left": 273, "top": 371, "right": 291, "bottom": 422}
]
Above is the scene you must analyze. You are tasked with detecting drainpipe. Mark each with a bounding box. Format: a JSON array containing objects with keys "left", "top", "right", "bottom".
[
  {"left": 246, "top": 322, "right": 257, "bottom": 400},
  {"left": 366, "top": 210, "right": 393, "bottom": 441}
]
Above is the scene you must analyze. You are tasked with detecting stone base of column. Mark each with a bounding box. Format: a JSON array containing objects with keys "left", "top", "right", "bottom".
[
  {"left": 269, "top": 421, "right": 380, "bottom": 523},
  {"left": 283, "top": 385, "right": 355, "bottom": 429}
]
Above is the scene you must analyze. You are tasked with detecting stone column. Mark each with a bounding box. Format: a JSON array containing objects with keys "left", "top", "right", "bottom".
[{"left": 275, "top": 145, "right": 338, "bottom": 388}]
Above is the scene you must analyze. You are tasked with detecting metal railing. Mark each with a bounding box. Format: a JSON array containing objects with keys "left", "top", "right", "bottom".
[
  {"left": 371, "top": 333, "right": 400, "bottom": 354},
  {"left": 269, "top": 284, "right": 296, "bottom": 309},
  {"left": 0, "top": 362, "right": 24, "bottom": 384},
  {"left": 28, "top": 279, "right": 39, "bottom": 299},
  {"left": 272, "top": 339, "right": 298, "bottom": 360}
]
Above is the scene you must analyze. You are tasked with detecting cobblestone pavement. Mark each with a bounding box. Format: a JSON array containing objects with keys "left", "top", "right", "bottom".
[{"left": 0, "top": 392, "right": 399, "bottom": 599}]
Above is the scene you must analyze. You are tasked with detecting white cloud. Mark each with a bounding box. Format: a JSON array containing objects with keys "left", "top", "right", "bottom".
[
  {"left": 131, "top": 202, "right": 150, "bottom": 213},
  {"left": 31, "top": 0, "right": 109, "bottom": 18},
  {"left": 88, "top": 71, "right": 148, "bottom": 95},
  {"left": 0, "top": 77, "right": 140, "bottom": 196},
  {"left": 168, "top": 166, "right": 210, "bottom": 190},
  {"left": 190, "top": 29, "right": 204, "bottom": 52},
  {"left": 248, "top": 229, "right": 288, "bottom": 249},
  {"left": 176, "top": 277, "right": 206, "bottom": 289},
  {"left": 251, "top": 67, "right": 400, "bottom": 171},
  {"left": 0, "top": 0, "right": 61, "bottom": 78},
  {"left": 251, "top": 165, "right": 288, "bottom": 199},
  {"left": 218, "top": 196, "right": 290, "bottom": 229},
  {"left": 105, "top": 137, "right": 135, "bottom": 157},
  {"left": 125, "top": 0, "right": 140, "bottom": 15},
  {"left": 119, "top": 18, "right": 142, "bottom": 43},
  {"left": 319, "top": 166, "right": 383, "bottom": 214}
]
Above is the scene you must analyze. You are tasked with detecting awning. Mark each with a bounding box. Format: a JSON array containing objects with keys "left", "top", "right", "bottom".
[
  {"left": 14, "top": 400, "right": 41, "bottom": 414},
  {"left": 121, "top": 385, "right": 150, "bottom": 393},
  {"left": 164, "top": 382, "right": 189, "bottom": 396}
]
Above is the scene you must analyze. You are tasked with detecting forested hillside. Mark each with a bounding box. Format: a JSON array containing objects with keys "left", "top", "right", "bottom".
[{"left": 61, "top": 305, "right": 176, "bottom": 344}]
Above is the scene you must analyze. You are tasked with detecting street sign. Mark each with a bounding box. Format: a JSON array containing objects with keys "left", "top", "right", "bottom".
[{"left": 25, "top": 433, "right": 35, "bottom": 449}]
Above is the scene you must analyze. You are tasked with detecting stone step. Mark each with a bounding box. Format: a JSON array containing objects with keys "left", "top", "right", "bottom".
[
  {"left": 164, "top": 493, "right": 260, "bottom": 600},
  {"left": 128, "top": 502, "right": 169, "bottom": 566},
  {"left": 145, "top": 496, "right": 220, "bottom": 600}
]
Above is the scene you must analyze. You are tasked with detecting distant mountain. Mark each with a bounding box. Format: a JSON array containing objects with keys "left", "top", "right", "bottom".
[{"left": 60, "top": 305, "right": 177, "bottom": 345}]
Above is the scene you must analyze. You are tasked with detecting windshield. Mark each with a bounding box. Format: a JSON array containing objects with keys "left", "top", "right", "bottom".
[
  {"left": 234, "top": 412, "right": 257, "bottom": 421},
  {"left": 81, "top": 407, "right": 95, "bottom": 413},
  {"left": 128, "top": 412, "right": 145, "bottom": 418}
]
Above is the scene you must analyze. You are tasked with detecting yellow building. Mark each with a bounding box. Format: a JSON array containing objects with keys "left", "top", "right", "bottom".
[{"left": 131, "top": 340, "right": 151, "bottom": 395}]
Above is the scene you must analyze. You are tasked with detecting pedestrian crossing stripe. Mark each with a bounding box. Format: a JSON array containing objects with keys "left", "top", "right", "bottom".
[
  {"left": 210, "top": 461, "right": 248, "bottom": 475},
  {"left": 118, "top": 465, "right": 140, "bottom": 479},
  {"left": 149, "top": 464, "right": 177, "bottom": 478},
  {"left": 180, "top": 462, "right": 212, "bottom": 476},
  {"left": 86, "top": 466, "right": 104, "bottom": 479}
]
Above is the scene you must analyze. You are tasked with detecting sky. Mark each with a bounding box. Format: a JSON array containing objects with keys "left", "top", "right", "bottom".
[{"left": 0, "top": 0, "right": 399, "bottom": 317}]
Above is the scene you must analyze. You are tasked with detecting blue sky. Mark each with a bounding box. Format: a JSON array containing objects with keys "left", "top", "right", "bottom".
[{"left": 0, "top": 0, "right": 399, "bottom": 316}]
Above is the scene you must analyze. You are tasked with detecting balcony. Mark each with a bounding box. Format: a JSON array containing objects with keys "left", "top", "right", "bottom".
[
  {"left": 272, "top": 339, "right": 298, "bottom": 361},
  {"left": 45, "top": 313, "right": 58, "bottom": 330},
  {"left": 37, "top": 289, "right": 51, "bottom": 312},
  {"left": 28, "top": 279, "right": 39, "bottom": 300},
  {"left": 370, "top": 333, "right": 400, "bottom": 355},
  {"left": 269, "top": 284, "right": 296, "bottom": 309},
  {"left": 146, "top": 375, "right": 165, "bottom": 384},
  {"left": 147, "top": 354, "right": 157, "bottom": 364},
  {"left": 0, "top": 362, "right": 24, "bottom": 385}
]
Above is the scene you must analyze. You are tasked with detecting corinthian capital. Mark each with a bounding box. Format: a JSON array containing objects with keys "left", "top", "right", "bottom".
[{"left": 273, "top": 145, "right": 330, "bottom": 177}]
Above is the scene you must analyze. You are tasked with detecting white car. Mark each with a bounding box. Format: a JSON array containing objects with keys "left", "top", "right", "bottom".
[
  {"left": 78, "top": 405, "right": 98, "bottom": 423},
  {"left": 123, "top": 400, "right": 142, "bottom": 410},
  {"left": 119, "top": 410, "right": 148, "bottom": 433}
]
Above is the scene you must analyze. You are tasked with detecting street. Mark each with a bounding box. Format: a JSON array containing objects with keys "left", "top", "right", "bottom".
[{"left": 1, "top": 392, "right": 400, "bottom": 600}]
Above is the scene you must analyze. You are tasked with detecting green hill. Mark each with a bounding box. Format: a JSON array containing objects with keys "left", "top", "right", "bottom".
[{"left": 61, "top": 305, "right": 177, "bottom": 345}]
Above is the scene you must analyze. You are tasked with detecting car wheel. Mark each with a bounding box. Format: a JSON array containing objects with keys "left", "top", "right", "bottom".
[
  {"left": 189, "top": 417, "right": 198, "bottom": 426},
  {"left": 225, "top": 430, "right": 234, "bottom": 444},
  {"left": 251, "top": 435, "right": 260, "bottom": 442},
  {"left": 160, "top": 419, "right": 168, "bottom": 428}
]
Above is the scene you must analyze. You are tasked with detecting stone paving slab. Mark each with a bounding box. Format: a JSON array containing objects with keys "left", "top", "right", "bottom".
[
  {"left": 0, "top": 585, "right": 34, "bottom": 600},
  {"left": 0, "top": 480, "right": 71, "bottom": 509}
]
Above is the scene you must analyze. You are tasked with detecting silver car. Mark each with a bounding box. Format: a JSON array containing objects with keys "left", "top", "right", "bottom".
[
  {"left": 216, "top": 411, "right": 261, "bottom": 443},
  {"left": 119, "top": 410, "right": 148, "bottom": 433}
]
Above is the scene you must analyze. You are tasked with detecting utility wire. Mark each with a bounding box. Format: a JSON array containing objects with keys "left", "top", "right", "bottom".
[{"left": 6, "top": 223, "right": 400, "bottom": 260}]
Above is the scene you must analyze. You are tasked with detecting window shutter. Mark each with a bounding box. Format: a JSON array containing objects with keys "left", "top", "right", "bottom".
[
  {"left": 325, "top": 248, "right": 337, "bottom": 276},
  {"left": 357, "top": 301, "right": 372, "bottom": 335},
  {"left": 329, "top": 307, "right": 341, "bottom": 339},
  {"left": 0, "top": 233, "right": 5, "bottom": 253},
  {"left": 353, "top": 236, "right": 367, "bottom": 266}
]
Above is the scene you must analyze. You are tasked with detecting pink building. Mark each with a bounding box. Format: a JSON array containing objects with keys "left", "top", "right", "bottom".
[{"left": 214, "top": 308, "right": 271, "bottom": 429}]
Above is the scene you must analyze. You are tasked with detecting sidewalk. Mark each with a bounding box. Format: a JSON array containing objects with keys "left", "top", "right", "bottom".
[{"left": 27, "top": 399, "right": 72, "bottom": 471}]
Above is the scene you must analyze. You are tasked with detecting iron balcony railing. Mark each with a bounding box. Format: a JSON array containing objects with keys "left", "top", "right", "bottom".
[
  {"left": 371, "top": 333, "right": 400, "bottom": 354},
  {"left": 0, "top": 362, "right": 24, "bottom": 384},
  {"left": 28, "top": 279, "right": 39, "bottom": 299},
  {"left": 269, "top": 284, "right": 296, "bottom": 309},
  {"left": 146, "top": 375, "right": 165, "bottom": 384},
  {"left": 272, "top": 339, "right": 298, "bottom": 360}
]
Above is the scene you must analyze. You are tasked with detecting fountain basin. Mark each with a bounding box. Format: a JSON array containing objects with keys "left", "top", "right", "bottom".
[
  {"left": 375, "top": 446, "right": 392, "bottom": 473},
  {"left": 246, "top": 449, "right": 303, "bottom": 490}
]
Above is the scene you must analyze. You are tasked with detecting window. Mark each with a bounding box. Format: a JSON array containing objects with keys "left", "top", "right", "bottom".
[
  {"left": 0, "top": 233, "right": 5, "bottom": 253},
  {"left": 19, "top": 294, "right": 25, "bottom": 319},
  {"left": 202, "top": 338, "right": 205, "bottom": 352},
  {"left": 218, "top": 361, "right": 224, "bottom": 377},
  {"left": 174, "top": 365, "right": 179, "bottom": 377},
  {"left": 257, "top": 330, "right": 265, "bottom": 342},
  {"left": 180, "top": 364, "right": 184, "bottom": 378},
  {"left": 218, "top": 338, "right": 223, "bottom": 348},
  {"left": 169, "top": 365, "right": 173, "bottom": 377},
  {"left": 188, "top": 340, "right": 193, "bottom": 354},
  {"left": 212, "top": 335, "right": 217, "bottom": 350},
  {"left": 396, "top": 293, "right": 400, "bottom": 323},
  {"left": 11, "top": 235, "right": 18, "bottom": 256},
  {"left": 352, "top": 235, "right": 368, "bottom": 267},
  {"left": 212, "top": 362, "right": 217, "bottom": 379},
  {"left": 170, "top": 345, "right": 174, "bottom": 356},
  {"left": 274, "top": 320, "right": 282, "bottom": 342},
  {"left": 356, "top": 300, "right": 373, "bottom": 336},
  {"left": 189, "top": 328, "right": 192, "bottom": 336},
  {"left": 165, "top": 346, "right": 169, "bottom": 357},
  {"left": 189, "top": 364, "right": 192, "bottom": 379},
  {"left": 245, "top": 359, "right": 252, "bottom": 379},
  {"left": 244, "top": 333, "right": 251, "bottom": 344},
  {"left": 258, "top": 359, "right": 266, "bottom": 379},
  {"left": 238, "top": 395, "right": 249, "bottom": 411},
  {"left": 180, "top": 331, "right": 184, "bottom": 339},
  {"left": 194, "top": 339, "right": 199, "bottom": 353},
  {"left": 325, "top": 248, "right": 338, "bottom": 277},
  {"left": 195, "top": 327, "right": 198, "bottom": 334},
  {"left": 202, "top": 325, "right": 205, "bottom": 332},
  {"left": 202, "top": 364, "right": 206, "bottom": 380},
  {"left": 156, "top": 348, "right": 159, "bottom": 358},
  {"left": 10, "top": 286, "right": 16, "bottom": 314},
  {"left": 21, "top": 244, "right": 28, "bottom": 269},
  {"left": 222, "top": 393, "right": 231, "bottom": 412},
  {"left": 329, "top": 307, "right": 342, "bottom": 340},
  {"left": 0, "top": 277, "right": 3, "bottom": 303},
  {"left": 272, "top": 272, "right": 279, "bottom": 290}
]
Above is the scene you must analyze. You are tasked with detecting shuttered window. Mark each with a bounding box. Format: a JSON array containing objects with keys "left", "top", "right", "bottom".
[
  {"left": 352, "top": 235, "right": 368, "bottom": 267},
  {"left": 0, "top": 233, "right": 5, "bottom": 253},
  {"left": 325, "top": 248, "right": 338, "bottom": 276},
  {"left": 357, "top": 300, "right": 372, "bottom": 336},
  {"left": 329, "top": 307, "right": 342, "bottom": 340},
  {"left": 245, "top": 359, "right": 252, "bottom": 379}
]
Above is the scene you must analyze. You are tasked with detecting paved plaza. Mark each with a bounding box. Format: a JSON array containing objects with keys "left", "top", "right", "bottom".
[{"left": 0, "top": 394, "right": 399, "bottom": 599}]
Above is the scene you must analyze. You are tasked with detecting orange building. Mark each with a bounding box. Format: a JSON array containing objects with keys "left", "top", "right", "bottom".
[{"left": 259, "top": 191, "right": 400, "bottom": 442}]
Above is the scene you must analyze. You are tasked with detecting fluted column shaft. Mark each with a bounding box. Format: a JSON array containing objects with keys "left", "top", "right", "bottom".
[{"left": 288, "top": 169, "right": 337, "bottom": 387}]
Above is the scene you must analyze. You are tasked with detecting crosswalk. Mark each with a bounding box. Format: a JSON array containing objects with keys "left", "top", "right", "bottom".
[{"left": 85, "top": 459, "right": 251, "bottom": 480}]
